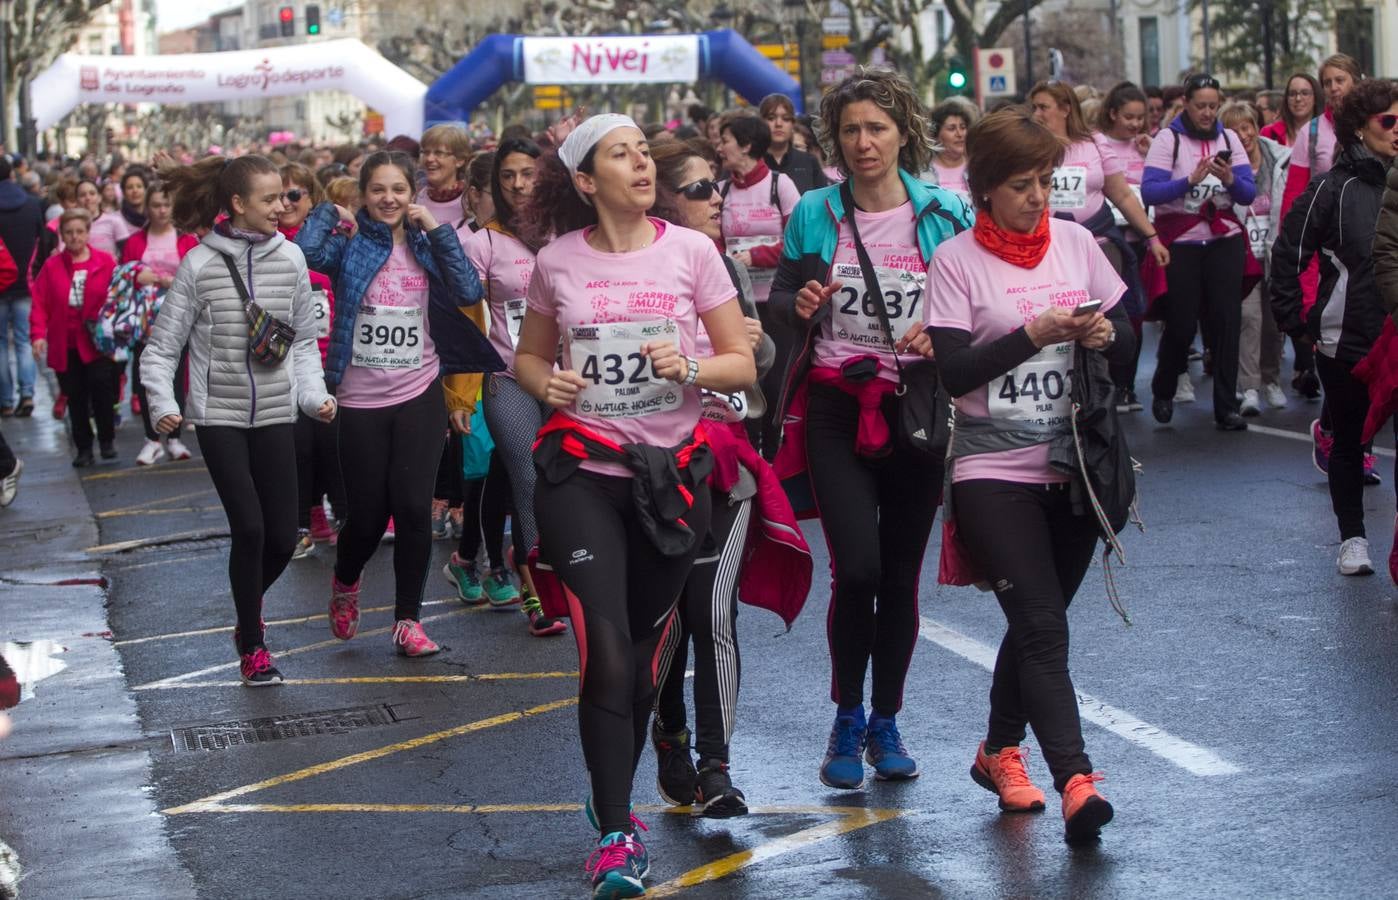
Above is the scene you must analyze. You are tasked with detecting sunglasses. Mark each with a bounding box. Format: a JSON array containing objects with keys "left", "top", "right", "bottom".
[
  {"left": 1371, "top": 113, "right": 1398, "bottom": 131},
  {"left": 283, "top": 188, "right": 307, "bottom": 203},
  {"left": 678, "top": 178, "right": 719, "bottom": 201},
  {"left": 1185, "top": 74, "right": 1221, "bottom": 91}
]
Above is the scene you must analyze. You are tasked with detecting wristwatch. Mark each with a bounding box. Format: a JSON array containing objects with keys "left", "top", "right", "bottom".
[{"left": 682, "top": 356, "right": 700, "bottom": 386}]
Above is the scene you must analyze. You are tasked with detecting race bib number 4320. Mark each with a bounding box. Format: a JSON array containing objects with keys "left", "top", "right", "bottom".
[
  {"left": 829, "top": 263, "right": 925, "bottom": 350},
  {"left": 351, "top": 304, "right": 423, "bottom": 370},
  {"left": 569, "top": 319, "right": 682, "bottom": 419}
]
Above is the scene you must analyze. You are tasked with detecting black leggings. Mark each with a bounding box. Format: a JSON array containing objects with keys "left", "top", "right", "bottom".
[
  {"left": 1315, "top": 353, "right": 1396, "bottom": 540},
  {"left": 536, "top": 468, "right": 712, "bottom": 836},
  {"left": 458, "top": 450, "right": 512, "bottom": 570},
  {"left": 295, "top": 411, "right": 345, "bottom": 529},
  {"left": 952, "top": 479, "right": 1099, "bottom": 792},
  {"left": 56, "top": 351, "right": 117, "bottom": 453},
  {"left": 200, "top": 424, "right": 298, "bottom": 653},
  {"left": 805, "top": 383, "right": 941, "bottom": 717},
  {"left": 754, "top": 304, "right": 796, "bottom": 461},
  {"left": 655, "top": 494, "right": 751, "bottom": 763},
  {"left": 334, "top": 379, "right": 446, "bottom": 621},
  {"left": 132, "top": 342, "right": 184, "bottom": 441},
  {"left": 483, "top": 374, "right": 549, "bottom": 553},
  {"left": 1151, "top": 235, "right": 1245, "bottom": 420}
]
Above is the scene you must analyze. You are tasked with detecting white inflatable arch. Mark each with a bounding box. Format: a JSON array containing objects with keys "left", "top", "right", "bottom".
[{"left": 32, "top": 39, "right": 426, "bottom": 138}]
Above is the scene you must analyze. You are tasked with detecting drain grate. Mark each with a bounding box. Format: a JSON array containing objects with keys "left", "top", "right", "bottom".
[{"left": 171, "top": 703, "right": 403, "bottom": 752}]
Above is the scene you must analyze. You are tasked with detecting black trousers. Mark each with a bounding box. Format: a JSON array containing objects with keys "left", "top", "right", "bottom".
[
  {"left": 754, "top": 304, "right": 795, "bottom": 461},
  {"left": 805, "top": 383, "right": 941, "bottom": 717},
  {"left": 536, "top": 468, "right": 711, "bottom": 836},
  {"left": 200, "top": 424, "right": 299, "bottom": 653},
  {"left": 0, "top": 425, "right": 14, "bottom": 476},
  {"left": 1150, "top": 235, "right": 1246, "bottom": 420},
  {"left": 132, "top": 341, "right": 185, "bottom": 441},
  {"left": 457, "top": 450, "right": 512, "bottom": 570},
  {"left": 295, "top": 410, "right": 345, "bottom": 529},
  {"left": 952, "top": 479, "right": 1099, "bottom": 792},
  {"left": 1315, "top": 353, "right": 1396, "bottom": 540},
  {"left": 56, "top": 350, "right": 117, "bottom": 453},
  {"left": 334, "top": 380, "right": 446, "bottom": 621}
]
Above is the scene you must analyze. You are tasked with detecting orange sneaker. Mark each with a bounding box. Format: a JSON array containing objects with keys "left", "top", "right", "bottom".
[
  {"left": 970, "top": 742, "right": 1046, "bottom": 812},
  {"left": 1062, "top": 772, "right": 1114, "bottom": 842}
]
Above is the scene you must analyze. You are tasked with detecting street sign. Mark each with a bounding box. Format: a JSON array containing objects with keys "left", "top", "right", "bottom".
[
  {"left": 822, "top": 34, "right": 850, "bottom": 50},
  {"left": 973, "top": 47, "right": 1017, "bottom": 104},
  {"left": 822, "top": 51, "right": 855, "bottom": 67}
]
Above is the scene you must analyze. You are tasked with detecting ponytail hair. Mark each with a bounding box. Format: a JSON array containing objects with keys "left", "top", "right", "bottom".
[
  {"left": 161, "top": 154, "right": 280, "bottom": 233},
  {"left": 517, "top": 150, "right": 597, "bottom": 253}
]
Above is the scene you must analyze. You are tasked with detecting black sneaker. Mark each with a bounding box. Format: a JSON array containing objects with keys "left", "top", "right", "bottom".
[
  {"left": 651, "top": 722, "right": 697, "bottom": 805},
  {"left": 1216, "top": 412, "right": 1248, "bottom": 431},
  {"left": 99, "top": 443, "right": 117, "bottom": 460},
  {"left": 1293, "top": 368, "right": 1322, "bottom": 399},
  {"left": 1123, "top": 389, "right": 1143, "bottom": 412},
  {"left": 695, "top": 759, "right": 748, "bottom": 818},
  {"left": 1151, "top": 397, "right": 1173, "bottom": 424},
  {"left": 72, "top": 450, "right": 94, "bottom": 468}
]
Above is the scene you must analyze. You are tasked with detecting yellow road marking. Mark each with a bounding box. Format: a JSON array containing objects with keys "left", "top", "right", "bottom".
[
  {"left": 86, "top": 528, "right": 227, "bottom": 555},
  {"left": 94, "top": 488, "right": 218, "bottom": 517},
  {"left": 82, "top": 461, "right": 208, "bottom": 481},
  {"left": 180, "top": 803, "right": 586, "bottom": 815},
  {"left": 136, "top": 672, "right": 578, "bottom": 690},
  {"left": 114, "top": 598, "right": 458, "bottom": 646},
  {"left": 134, "top": 607, "right": 476, "bottom": 689},
  {"left": 97, "top": 506, "right": 222, "bottom": 519},
  {"left": 163, "top": 696, "right": 579, "bottom": 814},
  {"left": 648, "top": 807, "right": 910, "bottom": 896}
]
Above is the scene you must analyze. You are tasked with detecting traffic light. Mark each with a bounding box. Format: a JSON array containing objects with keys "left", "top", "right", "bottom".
[
  {"left": 947, "top": 56, "right": 969, "bottom": 93},
  {"left": 306, "top": 4, "right": 321, "bottom": 35},
  {"left": 278, "top": 6, "right": 294, "bottom": 38}
]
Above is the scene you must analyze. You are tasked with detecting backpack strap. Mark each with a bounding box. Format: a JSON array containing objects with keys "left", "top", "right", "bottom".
[{"left": 1308, "top": 115, "right": 1320, "bottom": 170}]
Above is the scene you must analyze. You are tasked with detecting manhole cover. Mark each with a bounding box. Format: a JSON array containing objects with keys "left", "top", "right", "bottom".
[{"left": 171, "top": 703, "right": 404, "bottom": 752}]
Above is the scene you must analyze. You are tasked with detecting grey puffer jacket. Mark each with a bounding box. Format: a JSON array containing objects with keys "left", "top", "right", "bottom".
[{"left": 141, "top": 229, "right": 330, "bottom": 428}]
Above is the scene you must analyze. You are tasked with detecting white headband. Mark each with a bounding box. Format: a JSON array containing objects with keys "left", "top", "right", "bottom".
[{"left": 558, "top": 114, "right": 639, "bottom": 204}]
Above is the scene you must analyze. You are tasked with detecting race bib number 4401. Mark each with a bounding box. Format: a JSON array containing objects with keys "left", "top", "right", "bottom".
[
  {"left": 987, "top": 341, "right": 1073, "bottom": 427},
  {"left": 829, "top": 263, "right": 926, "bottom": 350},
  {"left": 570, "top": 319, "right": 682, "bottom": 419},
  {"left": 351, "top": 304, "right": 423, "bottom": 370}
]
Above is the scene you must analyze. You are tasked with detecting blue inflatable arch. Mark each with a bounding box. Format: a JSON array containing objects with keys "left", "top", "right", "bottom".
[{"left": 425, "top": 29, "right": 803, "bottom": 125}]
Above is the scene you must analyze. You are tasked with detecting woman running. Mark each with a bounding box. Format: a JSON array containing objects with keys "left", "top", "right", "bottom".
[
  {"left": 926, "top": 107, "right": 1135, "bottom": 843},
  {"left": 646, "top": 137, "right": 778, "bottom": 818},
  {"left": 30, "top": 210, "right": 119, "bottom": 466},
  {"left": 770, "top": 68, "right": 970, "bottom": 789},
  {"left": 142, "top": 155, "right": 334, "bottom": 685},
  {"left": 923, "top": 100, "right": 976, "bottom": 205},
  {"left": 1141, "top": 72, "right": 1256, "bottom": 430},
  {"left": 1273, "top": 79, "right": 1398, "bottom": 576},
  {"left": 297, "top": 150, "right": 499, "bottom": 657},
  {"left": 515, "top": 115, "right": 754, "bottom": 897},
  {"left": 123, "top": 182, "right": 198, "bottom": 466}
]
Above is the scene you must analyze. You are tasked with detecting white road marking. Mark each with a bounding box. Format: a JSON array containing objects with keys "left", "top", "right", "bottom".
[
  {"left": 918, "top": 616, "right": 1242, "bottom": 777},
  {"left": 1247, "top": 422, "right": 1395, "bottom": 458}
]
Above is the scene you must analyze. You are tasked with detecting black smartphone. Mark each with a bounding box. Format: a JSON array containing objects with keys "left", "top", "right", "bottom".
[{"left": 1216, "top": 149, "right": 1232, "bottom": 164}]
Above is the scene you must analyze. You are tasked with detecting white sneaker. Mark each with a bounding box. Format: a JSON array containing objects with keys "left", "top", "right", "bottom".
[
  {"left": 136, "top": 439, "right": 167, "bottom": 466},
  {"left": 1263, "top": 382, "right": 1288, "bottom": 409},
  {"left": 1240, "top": 389, "right": 1262, "bottom": 417},
  {"left": 1337, "top": 537, "right": 1375, "bottom": 576},
  {"left": 1174, "top": 374, "right": 1196, "bottom": 403},
  {"left": 164, "top": 437, "right": 192, "bottom": 460},
  {"left": 0, "top": 458, "right": 21, "bottom": 507}
]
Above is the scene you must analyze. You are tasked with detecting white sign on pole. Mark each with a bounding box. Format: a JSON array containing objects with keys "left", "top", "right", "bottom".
[
  {"left": 974, "top": 47, "right": 1017, "bottom": 104},
  {"left": 521, "top": 35, "right": 699, "bottom": 85}
]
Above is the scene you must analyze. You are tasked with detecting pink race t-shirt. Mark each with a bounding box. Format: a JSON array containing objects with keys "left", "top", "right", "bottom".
[
  {"left": 720, "top": 170, "right": 800, "bottom": 303},
  {"left": 1051, "top": 135, "right": 1125, "bottom": 223},
  {"left": 337, "top": 242, "right": 440, "bottom": 409},
  {"left": 526, "top": 219, "right": 736, "bottom": 477},
  {"left": 931, "top": 160, "right": 971, "bottom": 201},
  {"left": 925, "top": 218, "right": 1126, "bottom": 484},
  {"left": 141, "top": 228, "right": 181, "bottom": 279},
  {"left": 463, "top": 226, "right": 535, "bottom": 377},
  {"left": 1099, "top": 134, "right": 1147, "bottom": 185},
  {"left": 813, "top": 201, "right": 926, "bottom": 382},
  {"left": 89, "top": 210, "right": 137, "bottom": 258}
]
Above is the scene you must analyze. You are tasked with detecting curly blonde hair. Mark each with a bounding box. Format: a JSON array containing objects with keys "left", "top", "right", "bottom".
[{"left": 818, "top": 67, "right": 936, "bottom": 178}]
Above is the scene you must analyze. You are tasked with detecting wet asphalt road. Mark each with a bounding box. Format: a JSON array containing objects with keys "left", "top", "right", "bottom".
[{"left": 19, "top": 338, "right": 1398, "bottom": 898}]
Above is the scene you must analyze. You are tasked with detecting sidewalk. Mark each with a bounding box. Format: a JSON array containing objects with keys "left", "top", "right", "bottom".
[{"left": 0, "top": 375, "right": 194, "bottom": 899}]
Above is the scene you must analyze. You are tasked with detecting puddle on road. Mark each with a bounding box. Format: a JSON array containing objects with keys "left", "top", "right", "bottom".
[{"left": 1, "top": 640, "right": 69, "bottom": 703}]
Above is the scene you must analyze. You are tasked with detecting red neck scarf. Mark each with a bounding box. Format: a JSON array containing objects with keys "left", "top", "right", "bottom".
[
  {"left": 730, "top": 160, "right": 771, "bottom": 189},
  {"left": 973, "top": 211, "right": 1051, "bottom": 269},
  {"left": 426, "top": 182, "right": 464, "bottom": 204}
]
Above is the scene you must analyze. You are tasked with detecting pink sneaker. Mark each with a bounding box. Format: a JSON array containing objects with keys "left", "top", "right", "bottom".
[
  {"left": 239, "top": 646, "right": 284, "bottom": 687},
  {"left": 309, "top": 505, "right": 336, "bottom": 543},
  {"left": 330, "top": 577, "right": 361, "bottom": 640},
  {"left": 392, "top": 619, "right": 440, "bottom": 657}
]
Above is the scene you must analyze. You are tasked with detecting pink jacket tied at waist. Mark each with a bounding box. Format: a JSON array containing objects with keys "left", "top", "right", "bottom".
[
  {"left": 707, "top": 421, "right": 813, "bottom": 630},
  {"left": 1352, "top": 316, "right": 1398, "bottom": 444}
]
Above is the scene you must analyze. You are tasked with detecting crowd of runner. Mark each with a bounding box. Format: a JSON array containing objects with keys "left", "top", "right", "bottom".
[{"left": 0, "top": 56, "right": 1396, "bottom": 898}]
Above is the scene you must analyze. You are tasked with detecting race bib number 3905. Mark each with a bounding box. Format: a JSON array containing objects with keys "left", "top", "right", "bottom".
[
  {"left": 570, "top": 319, "right": 682, "bottom": 419},
  {"left": 829, "top": 263, "right": 926, "bottom": 350},
  {"left": 987, "top": 341, "right": 1073, "bottom": 427},
  {"left": 351, "top": 304, "right": 423, "bottom": 370}
]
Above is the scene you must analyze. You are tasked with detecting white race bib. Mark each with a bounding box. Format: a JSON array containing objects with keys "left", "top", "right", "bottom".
[
  {"left": 701, "top": 388, "right": 747, "bottom": 424},
  {"left": 69, "top": 270, "right": 88, "bottom": 309},
  {"left": 1245, "top": 212, "right": 1271, "bottom": 259},
  {"left": 351, "top": 304, "right": 423, "bottom": 370},
  {"left": 1183, "top": 175, "right": 1225, "bottom": 214},
  {"left": 311, "top": 289, "right": 330, "bottom": 339},
  {"left": 1050, "top": 165, "right": 1088, "bottom": 211},
  {"left": 987, "top": 341, "right": 1074, "bottom": 428},
  {"left": 1110, "top": 184, "right": 1153, "bottom": 228},
  {"left": 727, "top": 235, "right": 781, "bottom": 288},
  {"left": 503, "top": 297, "right": 527, "bottom": 348},
  {"left": 570, "top": 319, "right": 683, "bottom": 419},
  {"left": 829, "top": 262, "right": 926, "bottom": 352}
]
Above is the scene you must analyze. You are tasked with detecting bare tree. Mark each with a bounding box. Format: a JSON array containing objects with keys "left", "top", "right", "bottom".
[{"left": 2, "top": 1, "right": 116, "bottom": 148}]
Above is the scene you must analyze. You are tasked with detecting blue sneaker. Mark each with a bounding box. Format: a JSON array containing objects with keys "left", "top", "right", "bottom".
[
  {"left": 586, "top": 831, "right": 648, "bottom": 898},
  {"left": 442, "top": 555, "right": 485, "bottom": 605},
  {"left": 819, "top": 712, "right": 867, "bottom": 790},
  {"left": 484, "top": 567, "right": 522, "bottom": 609},
  {"left": 865, "top": 716, "right": 919, "bottom": 781},
  {"left": 584, "top": 797, "right": 648, "bottom": 858}
]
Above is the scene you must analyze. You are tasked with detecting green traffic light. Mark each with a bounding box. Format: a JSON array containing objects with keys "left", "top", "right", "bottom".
[
  {"left": 308, "top": 24, "right": 320, "bottom": 34},
  {"left": 949, "top": 72, "right": 967, "bottom": 89}
]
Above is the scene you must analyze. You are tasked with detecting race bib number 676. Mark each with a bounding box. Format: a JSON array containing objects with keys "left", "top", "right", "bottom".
[{"left": 569, "top": 319, "right": 682, "bottom": 419}]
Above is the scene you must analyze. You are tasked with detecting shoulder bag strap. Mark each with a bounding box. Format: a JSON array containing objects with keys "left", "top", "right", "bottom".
[
  {"left": 218, "top": 252, "right": 253, "bottom": 308},
  {"left": 1309, "top": 115, "right": 1320, "bottom": 169},
  {"left": 838, "top": 180, "right": 906, "bottom": 388}
]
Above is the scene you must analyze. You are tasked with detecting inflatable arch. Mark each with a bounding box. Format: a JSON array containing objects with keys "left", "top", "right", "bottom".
[
  {"left": 32, "top": 39, "right": 428, "bottom": 138},
  {"left": 426, "top": 30, "right": 803, "bottom": 125}
]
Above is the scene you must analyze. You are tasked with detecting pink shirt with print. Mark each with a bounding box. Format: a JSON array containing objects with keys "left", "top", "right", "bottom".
[
  {"left": 526, "top": 219, "right": 736, "bottom": 477},
  {"left": 719, "top": 170, "right": 800, "bottom": 303},
  {"left": 463, "top": 226, "right": 535, "bottom": 378},
  {"left": 925, "top": 218, "right": 1126, "bottom": 484},
  {"left": 337, "top": 242, "right": 440, "bottom": 409},
  {"left": 141, "top": 228, "right": 181, "bottom": 279},
  {"left": 1054, "top": 135, "right": 1125, "bottom": 224}
]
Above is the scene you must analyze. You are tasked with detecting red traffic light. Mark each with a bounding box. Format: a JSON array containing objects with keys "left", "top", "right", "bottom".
[{"left": 279, "top": 6, "right": 294, "bottom": 22}]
